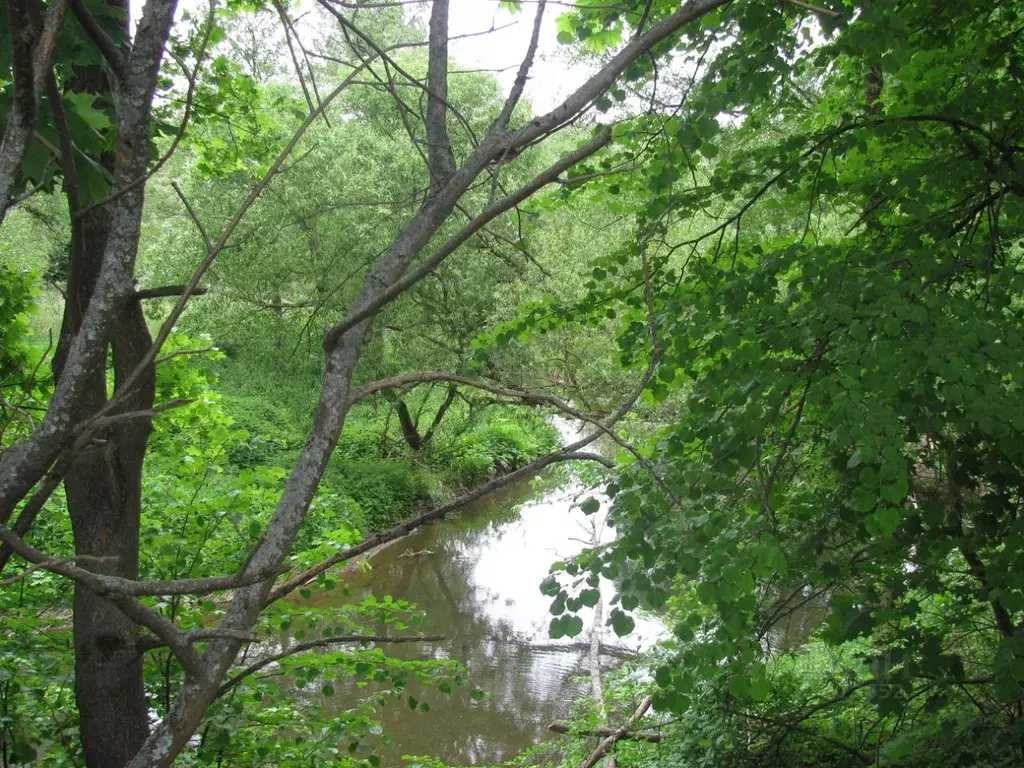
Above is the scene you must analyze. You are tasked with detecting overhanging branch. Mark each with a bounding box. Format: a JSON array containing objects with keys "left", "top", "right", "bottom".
[
  {"left": 216, "top": 634, "right": 446, "bottom": 696},
  {"left": 266, "top": 439, "right": 613, "bottom": 604},
  {"left": 323, "top": 128, "right": 612, "bottom": 350}
]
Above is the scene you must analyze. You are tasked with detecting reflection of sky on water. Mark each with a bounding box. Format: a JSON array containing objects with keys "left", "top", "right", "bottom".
[
  {"left": 467, "top": 482, "right": 666, "bottom": 651},
  {"left": 289, "top": 422, "right": 665, "bottom": 765}
]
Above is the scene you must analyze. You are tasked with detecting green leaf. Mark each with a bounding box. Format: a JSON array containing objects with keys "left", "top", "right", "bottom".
[
  {"left": 852, "top": 488, "right": 877, "bottom": 512},
  {"left": 655, "top": 664, "right": 673, "bottom": 688},
  {"left": 610, "top": 609, "right": 635, "bottom": 637},
  {"left": 540, "top": 575, "right": 560, "bottom": 596},
  {"left": 880, "top": 475, "right": 909, "bottom": 504},
  {"left": 65, "top": 92, "right": 113, "bottom": 131},
  {"left": 748, "top": 664, "right": 769, "bottom": 702},
  {"left": 673, "top": 621, "right": 695, "bottom": 642},
  {"left": 728, "top": 674, "right": 747, "bottom": 698},
  {"left": 72, "top": 147, "right": 112, "bottom": 203},
  {"left": 869, "top": 507, "right": 902, "bottom": 538},
  {"left": 580, "top": 497, "right": 601, "bottom": 515},
  {"left": 550, "top": 594, "right": 566, "bottom": 615}
]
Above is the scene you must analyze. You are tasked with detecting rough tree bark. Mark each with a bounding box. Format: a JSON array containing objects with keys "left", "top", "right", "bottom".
[
  {"left": 30, "top": 2, "right": 164, "bottom": 762},
  {"left": 9, "top": 0, "right": 175, "bottom": 764},
  {"left": 0, "top": 0, "right": 67, "bottom": 225},
  {"left": 54, "top": 197, "right": 155, "bottom": 766}
]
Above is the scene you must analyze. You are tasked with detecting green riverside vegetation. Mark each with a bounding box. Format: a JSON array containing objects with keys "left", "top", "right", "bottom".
[{"left": 2, "top": 0, "right": 1024, "bottom": 766}]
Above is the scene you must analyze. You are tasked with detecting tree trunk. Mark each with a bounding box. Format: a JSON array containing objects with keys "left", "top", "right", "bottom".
[
  {"left": 394, "top": 398, "right": 423, "bottom": 451},
  {"left": 391, "top": 383, "right": 457, "bottom": 452},
  {"left": 55, "top": 194, "right": 156, "bottom": 768},
  {"left": 52, "top": 41, "right": 157, "bottom": 767}
]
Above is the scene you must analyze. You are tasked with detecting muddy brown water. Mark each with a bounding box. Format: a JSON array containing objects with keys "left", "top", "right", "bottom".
[{"left": 283, "top": 467, "right": 664, "bottom": 766}]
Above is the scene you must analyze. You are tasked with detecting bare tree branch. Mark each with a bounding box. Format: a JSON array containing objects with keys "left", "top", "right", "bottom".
[
  {"left": 0, "top": 554, "right": 114, "bottom": 586},
  {"left": 274, "top": 0, "right": 317, "bottom": 118},
  {"left": 579, "top": 696, "right": 654, "bottom": 768},
  {"left": 0, "top": 0, "right": 68, "bottom": 225},
  {"left": 323, "top": 127, "right": 612, "bottom": 350},
  {"left": 137, "top": 628, "right": 260, "bottom": 653},
  {"left": 0, "top": 452, "right": 70, "bottom": 572},
  {"left": 110, "top": 595, "right": 204, "bottom": 676},
  {"left": 171, "top": 181, "right": 213, "bottom": 250},
  {"left": 780, "top": 0, "right": 843, "bottom": 19},
  {"left": 134, "top": 284, "right": 210, "bottom": 300},
  {"left": 68, "top": 0, "right": 127, "bottom": 77},
  {"left": 549, "top": 723, "right": 664, "bottom": 742},
  {"left": 216, "top": 634, "right": 445, "bottom": 696},
  {"left": 0, "top": 524, "right": 287, "bottom": 596},
  {"left": 491, "top": 0, "right": 546, "bottom": 132},
  {"left": 425, "top": 0, "right": 456, "bottom": 190}
]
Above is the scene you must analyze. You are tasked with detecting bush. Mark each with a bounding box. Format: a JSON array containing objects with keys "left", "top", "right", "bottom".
[
  {"left": 325, "top": 458, "right": 436, "bottom": 532},
  {"left": 335, "top": 415, "right": 386, "bottom": 461},
  {"left": 439, "top": 411, "right": 559, "bottom": 486},
  {"left": 217, "top": 393, "right": 303, "bottom": 469}
]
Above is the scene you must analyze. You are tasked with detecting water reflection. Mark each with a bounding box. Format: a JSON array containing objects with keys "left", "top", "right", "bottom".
[{"left": 294, "top": 474, "right": 663, "bottom": 765}]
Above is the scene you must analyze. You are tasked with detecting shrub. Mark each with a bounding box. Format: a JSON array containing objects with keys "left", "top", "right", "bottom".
[
  {"left": 325, "top": 458, "right": 436, "bottom": 532},
  {"left": 439, "top": 411, "right": 559, "bottom": 487},
  {"left": 220, "top": 393, "right": 302, "bottom": 469}
]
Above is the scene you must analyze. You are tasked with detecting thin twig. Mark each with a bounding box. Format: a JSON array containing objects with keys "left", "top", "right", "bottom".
[{"left": 172, "top": 181, "right": 213, "bottom": 250}]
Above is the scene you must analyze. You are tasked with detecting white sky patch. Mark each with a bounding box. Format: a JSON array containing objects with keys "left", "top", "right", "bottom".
[
  {"left": 445, "top": 0, "right": 591, "bottom": 112},
  {"left": 130, "top": 0, "right": 594, "bottom": 114}
]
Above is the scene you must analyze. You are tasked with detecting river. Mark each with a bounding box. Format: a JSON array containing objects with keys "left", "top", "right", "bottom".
[{"left": 290, "top": 431, "right": 664, "bottom": 765}]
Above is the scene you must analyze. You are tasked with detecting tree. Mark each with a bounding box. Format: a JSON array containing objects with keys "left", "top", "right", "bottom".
[
  {"left": 539, "top": 0, "right": 1024, "bottom": 763},
  {"left": 0, "top": 0, "right": 751, "bottom": 765}
]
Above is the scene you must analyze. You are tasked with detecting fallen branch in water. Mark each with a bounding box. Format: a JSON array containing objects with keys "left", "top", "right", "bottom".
[
  {"left": 265, "top": 442, "right": 611, "bottom": 604},
  {"left": 578, "top": 696, "right": 654, "bottom": 768},
  {"left": 548, "top": 723, "right": 664, "bottom": 742}
]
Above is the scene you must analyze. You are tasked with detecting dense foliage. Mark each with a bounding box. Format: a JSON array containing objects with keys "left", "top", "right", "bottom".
[
  {"left": 4, "top": 0, "right": 1024, "bottom": 766},
  {"left": 535, "top": 0, "right": 1024, "bottom": 766}
]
